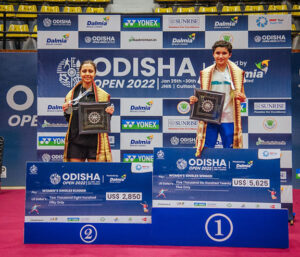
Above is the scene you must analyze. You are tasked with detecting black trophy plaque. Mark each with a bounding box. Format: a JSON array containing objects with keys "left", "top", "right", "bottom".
[
  {"left": 78, "top": 102, "right": 111, "bottom": 134},
  {"left": 190, "top": 89, "right": 225, "bottom": 124}
]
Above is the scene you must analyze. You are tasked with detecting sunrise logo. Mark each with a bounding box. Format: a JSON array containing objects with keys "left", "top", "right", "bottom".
[{"left": 255, "top": 60, "right": 270, "bottom": 74}]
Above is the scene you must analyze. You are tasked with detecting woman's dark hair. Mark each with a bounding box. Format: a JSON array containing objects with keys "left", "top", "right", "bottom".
[
  {"left": 79, "top": 60, "right": 97, "bottom": 72},
  {"left": 212, "top": 40, "right": 232, "bottom": 54}
]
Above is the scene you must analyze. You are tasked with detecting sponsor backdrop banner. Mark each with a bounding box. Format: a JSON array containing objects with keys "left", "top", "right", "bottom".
[
  {"left": 36, "top": 14, "right": 293, "bottom": 216},
  {"left": 0, "top": 53, "right": 37, "bottom": 186}
]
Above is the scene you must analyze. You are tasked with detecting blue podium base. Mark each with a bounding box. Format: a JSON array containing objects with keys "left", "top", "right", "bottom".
[{"left": 24, "top": 207, "right": 289, "bottom": 248}]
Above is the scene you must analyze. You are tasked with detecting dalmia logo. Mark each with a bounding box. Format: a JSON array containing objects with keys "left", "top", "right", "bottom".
[
  {"left": 214, "top": 17, "right": 238, "bottom": 28},
  {"left": 130, "top": 135, "right": 154, "bottom": 145},
  {"left": 110, "top": 174, "right": 127, "bottom": 183},
  {"left": 245, "top": 60, "right": 270, "bottom": 82},
  {"left": 130, "top": 100, "right": 153, "bottom": 112},
  {"left": 63, "top": 34, "right": 69, "bottom": 40},
  {"left": 147, "top": 101, "right": 153, "bottom": 106},
  {"left": 189, "top": 33, "right": 196, "bottom": 40},
  {"left": 255, "top": 60, "right": 270, "bottom": 73},
  {"left": 87, "top": 16, "right": 110, "bottom": 26},
  {"left": 172, "top": 33, "right": 196, "bottom": 45},
  {"left": 147, "top": 135, "right": 154, "bottom": 140},
  {"left": 231, "top": 16, "right": 238, "bottom": 23},
  {"left": 46, "top": 33, "right": 70, "bottom": 45},
  {"left": 46, "top": 34, "right": 70, "bottom": 45},
  {"left": 236, "top": 161, "right": 253, "bottom": 169}
]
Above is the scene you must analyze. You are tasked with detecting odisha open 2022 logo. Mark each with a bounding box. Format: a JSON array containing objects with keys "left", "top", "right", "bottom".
[{"left": 57, "top": 57, "right": 81, "bottom": 88}]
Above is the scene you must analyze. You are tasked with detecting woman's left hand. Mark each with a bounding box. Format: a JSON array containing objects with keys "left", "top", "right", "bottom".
[
  {"left": 234, "top": 91, "right": 246, "bottom": 102},
  {"left": 105, "top": 106, "right": 114, "bottom": 115}
]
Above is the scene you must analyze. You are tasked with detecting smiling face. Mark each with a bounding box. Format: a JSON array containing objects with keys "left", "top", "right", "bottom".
[
  {"left": 213, "top": 47, "right": 232, "bottom": 70},
  {"left": 80, "top": 63, "right": 96, "bottom": 86}
]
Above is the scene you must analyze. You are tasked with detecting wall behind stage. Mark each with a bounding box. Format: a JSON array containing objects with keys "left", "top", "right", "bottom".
[{"left": 0, "top": 53, "right": 37, "bottom": 187}]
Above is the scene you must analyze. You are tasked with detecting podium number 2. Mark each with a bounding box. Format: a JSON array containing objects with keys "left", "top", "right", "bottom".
[
  {"left": 84, "top": 228, "right": 93, "bottom": 240},
  {"left": 80, "top": 225, "right": 98, "bottom": 243}
]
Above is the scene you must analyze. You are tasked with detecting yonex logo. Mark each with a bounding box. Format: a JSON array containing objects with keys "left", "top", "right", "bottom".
[
  {"left": 123, "top": 18, "right": 160, "bottom": 28},
  {"left": 125, "top": 155, "right": 136, "bottom": 162},
  {"left": 123, "top": 121, "right": 135, "bottom": 128},
  {"left": 125, "top": 19, "right": 136, "bottom": 26},
  {"left": 40, "top": 138, "right": 51, "bottom": 144}
]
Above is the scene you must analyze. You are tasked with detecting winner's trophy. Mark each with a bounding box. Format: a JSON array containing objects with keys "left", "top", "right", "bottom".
[
  {"left": 190, "top": 89, "right": 225, "bottom": 124},
  {"left": 78, "top": 102, "right": 111, "bottom": 134}
]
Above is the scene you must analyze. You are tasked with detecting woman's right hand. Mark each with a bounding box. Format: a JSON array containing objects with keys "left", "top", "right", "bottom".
[
  {"left": 62, "top": 102, "right": 71, "bottom": 112},
  {"left": 189, "top": 96, "right": 198, "bottom": 105}
]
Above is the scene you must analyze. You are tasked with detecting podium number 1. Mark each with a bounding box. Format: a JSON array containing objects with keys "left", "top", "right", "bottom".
[
  {"left": 214, "top": 219, "right": 224, "bottom": 236},
  {"left": 205, "top": 214, "right": 233, "bottom": 242}
]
